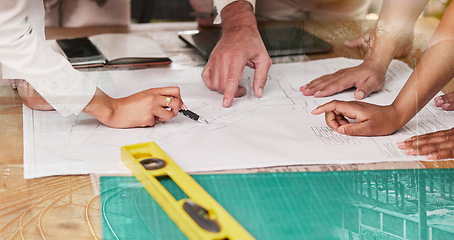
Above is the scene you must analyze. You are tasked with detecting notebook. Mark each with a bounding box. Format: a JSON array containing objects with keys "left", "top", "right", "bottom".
[{"left": 49, "top": 33, "right": 172, "bottom": 69}]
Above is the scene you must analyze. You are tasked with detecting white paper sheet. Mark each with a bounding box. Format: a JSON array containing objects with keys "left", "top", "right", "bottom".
[{"left": 23, "top": 58, "right": 454, "bottom": 178}]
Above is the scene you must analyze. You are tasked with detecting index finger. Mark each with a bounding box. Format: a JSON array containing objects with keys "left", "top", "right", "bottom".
[
  {"left": 156, "top": 86, "right": 182, "bottom": 98},
  {"left": 157, "top": 87, "right": 184, "bottom": 109},
  {"left": 312, "top": 100, "right": 358, "bottom": 120}
]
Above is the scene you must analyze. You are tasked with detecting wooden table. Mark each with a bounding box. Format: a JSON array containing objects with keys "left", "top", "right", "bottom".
[{"left": 1, "top": 18, "right": 451, "bottom": 238}]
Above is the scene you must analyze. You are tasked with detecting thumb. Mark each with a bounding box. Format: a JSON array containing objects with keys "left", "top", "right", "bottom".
[
  {"left": 339, "top": 121, "right": 376, "bottom": 136},
  {"left": 9, "top": 79, "right": 17, "bottom": 89},
  {"left": 354, "top": 77, "right": 383, "bottom": 100}
]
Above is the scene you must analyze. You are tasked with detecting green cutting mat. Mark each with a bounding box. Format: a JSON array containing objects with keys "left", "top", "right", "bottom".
[{"left": 100, "top": 169, "right": 454, "bottom": 239}]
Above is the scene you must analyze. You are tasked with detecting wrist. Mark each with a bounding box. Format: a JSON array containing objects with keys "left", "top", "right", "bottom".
[
  {"left": 220, "top": 1, "right": 256, "bottom": 31},
  {"left": 196, "top": 17, "right": 218, "bottom": 28},
  {"left": 370, "top": 21, "right": 413, "bottom": 60},
  {"left": 386, "top": 104, "right": 407, "bottom": 133},
  {"left": 83, "top": 88, "right": 115, "bottom": 125},
  {"left": 362, "top": 57, "right": 390, "bottom": 75},
  {"left": 389, "top": 102, "right": 413, "bottom": 129}
]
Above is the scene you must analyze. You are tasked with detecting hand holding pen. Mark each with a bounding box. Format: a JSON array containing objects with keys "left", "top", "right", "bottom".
[
  {"left": 164, "top": 96, "right": 208, "bottom": 124},
  {"left": 85, "top": 86, "right": 206, "bottom": 129},
  {"left": 88, "top": 87, "right": 184, "bottom": 129}
]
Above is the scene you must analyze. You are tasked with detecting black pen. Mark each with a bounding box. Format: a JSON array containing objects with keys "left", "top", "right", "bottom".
[{"left": 179, "top": 109, "right": 209, "bottom": 124}]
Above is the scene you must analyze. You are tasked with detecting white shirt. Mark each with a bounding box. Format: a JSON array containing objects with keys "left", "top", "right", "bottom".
[
  {"left": 213, "top": 0, "right": 256, "bottom": 24},
  {"left": 213, "top": 0, "right": 370, "bottom": 23},
  {"left": 0, "top": 0, "right": 97, "bottom": 117}
]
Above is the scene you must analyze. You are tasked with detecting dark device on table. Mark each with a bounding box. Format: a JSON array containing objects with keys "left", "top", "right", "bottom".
[
  {"left": 56, "top": 37, "right": 105, "bottom": 65},
  {"left": 179, "top": 25, "right": 333, "bottom": 59}
]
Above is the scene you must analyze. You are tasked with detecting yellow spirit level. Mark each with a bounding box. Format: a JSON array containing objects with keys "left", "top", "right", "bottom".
[{"left": 121, "top": 142, "right": 254, "bottom": 240}]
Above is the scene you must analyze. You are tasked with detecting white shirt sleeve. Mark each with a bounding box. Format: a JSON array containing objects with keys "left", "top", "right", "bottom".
[
  {"left": 0, "top": 0, "right": 97, "bottom": 117},
  {"left": 213, "top": 0, "right": 256, "bottom": 24}
]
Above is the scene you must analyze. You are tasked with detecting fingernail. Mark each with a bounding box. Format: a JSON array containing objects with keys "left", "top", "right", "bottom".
[
  {"left": 338, "top": 127, "right": 345, "bottom": 134},
  {"left": 311, "top": 108, "right": 317, "bottom": 114},
  {"left": 355, "top": 91, "right": 365, "bottom": 100},
  {"left": 257, "top": 88, "right": 263, "bottom": 98},
  {"left": 435, "top": 96, "right": 443, "bottom": 104},
  {"left": 182, "top": 104, "right": 188, "bottom": 110},
  {"left": 406, "top": 148, "right": 415, "bottom": 154},
  {"left": 396, "top": 142, "right": 405, "bottom": 149},
  {"left": 223, "top": 98, "right": 230, "bottom": 107},
  {"left": 314, "top": 91, "right": 321, "bottom": 97},
  {"left": 443, "top": 103, "right": 450, "bottom": 108}
]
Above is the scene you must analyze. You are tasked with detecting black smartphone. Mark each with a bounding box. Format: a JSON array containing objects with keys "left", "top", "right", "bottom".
[{"left": 56, "top": 37, "right": 105, "bottom": 65}]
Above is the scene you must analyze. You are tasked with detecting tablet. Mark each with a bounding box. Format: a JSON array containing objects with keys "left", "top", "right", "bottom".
[{"left": 179, "top": 25, "right": 333, "bottom": 59}]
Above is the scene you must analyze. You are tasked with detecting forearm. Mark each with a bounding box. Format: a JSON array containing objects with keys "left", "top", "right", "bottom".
[
  {"left": 392, "top": 3, "right": 454, "bottom": 127},
  {"left": 16, "top": 84, "right": 111, "bottom": 118},
  {"left": 15, "top": 79, "right": 54, "bottom": 111},
  {"left": 392, "top": 40, "right": 454, "bottom": 127},
  {"left": 365, "top": 0, "right": 428, "bottom": 70},
  {"left": 218, "top": 0, "right": 256, "bottom": 32},
  {"left": 429, "top": 2, "right": 454, "bottom": 47},
  {"left": 213, "top": 0, "right": 255, "bottom": 24},
  {"left": 0, "top": 0, "right": 97, "bottom": 116},
  {"left": 82, "top": 88, "right": 114, "bottom": 124}
]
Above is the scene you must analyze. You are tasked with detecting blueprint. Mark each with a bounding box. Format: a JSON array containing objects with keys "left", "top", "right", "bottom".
[{"left": 23, "top": 58, "right": 454, "bottom": 178}]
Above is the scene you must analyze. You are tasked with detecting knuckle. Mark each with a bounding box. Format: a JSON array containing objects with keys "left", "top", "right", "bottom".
[
  {"left": 147, "top": 94, "right": 157, "bottom": 101},
  {"left": 170, "top": 86, "right": 180, "bottom": 93},
  {"left": 223, "top": 50, "right": 243, "bottom": 62},
  {"left": 217, "top": 50, "right": 229, "bottom": 60},
  {"left": 204, "top": 80, "right": 214, "bottom": 89},
  {"left": 201, "top": 73, "right": 209, "bottom": 82},
  {"left": 202, "top": 67, "right": 210, "bottom": 78},
  {"left": 226, "top": 73, "right": 240, "bottom": 83},
  {"left": 144, "top": 115, "right": 155, "bottom": 124},
  {"left": 263, "top": 56, "right": 272, "bottom": 67}
]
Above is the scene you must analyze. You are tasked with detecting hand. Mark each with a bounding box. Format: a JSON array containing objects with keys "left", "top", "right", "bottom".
[
  {"left": 434, "top": 92, "right": 454, "bottom": 111},
  {"left": 344, "top": 28, "right": 413, "bottom": 59},
  {"left": 300, "top": 59, "right": 387, "bottom": 100},
  {"left": 311, "top": 100, "right": 400, "bottom": 136},
  {"left": 344, "top": 30, "right": 374, "bottom": 54},
  {"left": 397, "top": 128, "right": 454, "bottom": 160},
  {"left": 9, "top": 79, "right": 18, "bottom": 89},
  {"left": 302, "top": 26, "right": 414, "bottom": 99},
  {"left": 201, "top": 1, "right": 272, "bottom": 107},
  {"left": 86, "top": 87, "right": 184, "bottom": 129}
]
